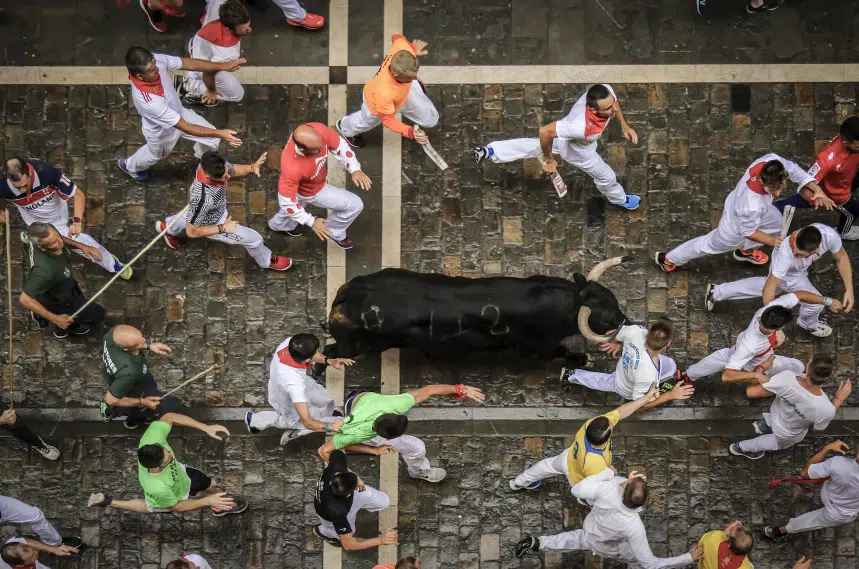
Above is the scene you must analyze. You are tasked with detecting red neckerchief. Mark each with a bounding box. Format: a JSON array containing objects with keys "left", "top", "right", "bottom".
[
  {"left": 195, "top": 166, "right": 225, "bottom": 186},
  {"left": 746, "top": 162, "right": 768, "bottom": 195},
  {"left": 584, "top": 106, "right": 610, "bottom": 137},
  {"left": 716, "top": 541, "right": 747, "bottom": 569},
  {"left": 129, "top": 72, "right": 165, "bottom": 97},
  {"left": 277, "top": 347, "right": 311, "bottom": 370},
  {"left": 198, "top": 19, "right": 241, "bottom": 47}
]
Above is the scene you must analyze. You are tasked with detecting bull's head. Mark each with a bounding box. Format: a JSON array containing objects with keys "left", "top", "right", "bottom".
[{"left": 574, "top": 256, "right": 631, "bottom": 343}]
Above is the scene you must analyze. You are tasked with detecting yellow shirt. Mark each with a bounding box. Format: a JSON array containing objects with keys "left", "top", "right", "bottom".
[
  {"left": 697, "top": 531, "right": 754, "bottom": 569},
  {"left": 567, "top": 410, "right": 620, "bottom": 484}
]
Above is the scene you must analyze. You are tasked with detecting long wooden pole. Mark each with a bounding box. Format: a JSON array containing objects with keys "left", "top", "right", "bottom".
[
  {"left": 161, "top": 364, "right": 221, "bottom": 398},
  {"left": 5, "top": 210, "right": 13, "bottom": 409}
]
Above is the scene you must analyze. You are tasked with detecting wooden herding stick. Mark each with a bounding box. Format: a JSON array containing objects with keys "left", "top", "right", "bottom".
[
  {"left": 5, "top": 210, "right": 13, "bottom": 409},
  {"left": 162, "top": 363, "right": 221, "bottom": 398}
]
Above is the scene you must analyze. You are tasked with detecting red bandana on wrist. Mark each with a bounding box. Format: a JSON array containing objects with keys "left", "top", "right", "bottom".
[{"left": 129, "top": 73, "right": 165, "bottom": 97}]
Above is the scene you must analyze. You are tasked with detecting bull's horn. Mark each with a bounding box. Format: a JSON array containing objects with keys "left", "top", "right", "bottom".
[
  {"left": 577, "top": 306, "right": 614, "bottom": 343},
  {"left": 586, "top": 255, "right": 630, "bottom": 282}
]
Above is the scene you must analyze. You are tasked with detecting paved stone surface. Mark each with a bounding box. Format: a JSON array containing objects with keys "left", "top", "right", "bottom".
[{"left": 402, "top": 81, "right": 859, "bottom": 409}]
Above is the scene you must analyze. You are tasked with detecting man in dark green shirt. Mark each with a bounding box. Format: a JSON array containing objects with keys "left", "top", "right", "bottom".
[
  {"left": 101, "top": 325, "right": 178, "bottom": 429},
  {"left": 18, "top": 222, "right": 105, "bottom": 338}
]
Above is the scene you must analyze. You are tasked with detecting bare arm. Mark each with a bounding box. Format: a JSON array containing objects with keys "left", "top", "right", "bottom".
[
  {"left": 615, "top": 388, "right": 659, "bottom": 419},
  {"left": 180, "top": 57, "right": 245, "bottom": 73},
  {"left": 158, "top": 412, "right": 227, "bottom": 439},
  {"left": 800, "top": 441, "right": 846, "bottom": 478},
  {"left": 722, "top": 368, "right": 766, "bottom": 384},
  {"left": 19, "top": 292, "right": 58, "bottom": 322},
  {"left": 175, "top": 118, "right": 223, "bottom": 139},
  {"left": 105, "top": 392, "right": 146, "bottom": 407},
  {"left": 834, "top": 248, "right": 854, "bottom": 312},
  {"left": 71, "top": 187, "right": 86, "bottom": 219},
  {"left": 746, "top": 230, "right": 779, "bottom": 247},
  {"left": 202, "top": 71, "right": 217, "bottom": 94},
  {"left": 761, "top": 274, "right": 783, "bottom": 305},
  {"left": 294, "top": 402, "right": 327, "bottom": 433},
  {"left": 745, "top": 384, "right": 775, "bottom": 399},
  {"left": 408, "top": 384, "right": 457, "bottom": 405},
  {"left": 538, "top": 122, "right": 557, "bottom": 162}
]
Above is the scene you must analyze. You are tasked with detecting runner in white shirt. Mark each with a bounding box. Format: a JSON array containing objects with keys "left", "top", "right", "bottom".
[
  {"left": 765, "top": 440, "right": 859, "bottom": 541},
  {"left": 685, "top": 292, "right": 834, "bottom": 383},
  {"left": 655, "top": 154, "right": 825, "bottom": 272},
  {"left": 562, "top": 318, "right": 693, "bottom": 409},
  {"left": 166, "top": 553, "right": 213, "bottom": 569},
  {"left": 245, "top": 333, "right": 353, "bottom": 446},
  {"left": 0, "top": 537, "right": 78, "bottom": 569},
  {"left": 730, "top": 353, "right": 850, "bottom": 460},
  {"left": 516, "top": 468, "right": 703, "bottom": 568},
  {"left": 178, "top": 0, "right": 249, "bottom": 105},
  {"left": 473, "top": 84, "right": 641, "bottom": 210},
  {"left": 706, "top": 223, "right": 854, "bottom": 338},
  {"left": 117, "top": 47, "right": 245, "bottom": 182}
]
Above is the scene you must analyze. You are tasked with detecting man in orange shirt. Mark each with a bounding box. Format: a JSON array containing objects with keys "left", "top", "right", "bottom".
[
  {"left": 336, "top": 35, "right": 436, "bottom": 148},
  {"left": 372, "top": 557, "right": 418, "bottom": 569}
]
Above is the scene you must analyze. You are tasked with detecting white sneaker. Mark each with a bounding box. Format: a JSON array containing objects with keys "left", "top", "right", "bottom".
[
  {"left": 806, "top": 323, "right": 833, "bottom": 338},
  {"left": 842, "top": 227, "right": 859, "bottom": 241},
  {"left": 410, "top": 467, "right": 447, "bottom": 483},
  {"left": 36, "top": 444, "right": 60, "bottom": 461},
  {"left": 279, "top": 429, "right": 303, "bottom": 446},
  {"left": 705, "top": 283, "right": 716, "bottom": 312}
]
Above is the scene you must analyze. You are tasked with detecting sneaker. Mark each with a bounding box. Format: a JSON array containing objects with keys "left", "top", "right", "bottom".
[
  {"left": 509, "top": 479, "right": 541, "bottom": 491},
  {"left": 53, "top": 328, "right": 69, "bottom": 339},
  {"left": 763, "top": 525, "right": 787, "bottom": 543},
  {"left": 841, "top": 227, "right": 859, "bottom": 241},
  {"left": 160, "top": 3, "right": 186, "bottom": 17},
  {"left": 473, "top": 146, "right": 490, "bottom": 164},
  {"left": 313, "top": 525, "right": 342, "bottom": 547},
  {"left": 87, "top": 493, "right": 112, "bottom": 507},
  {"left": 515, "top": 535, "right": 539, "bottom": 559},
  {"left": 211, "top": 495, "right": 248, "bottom": 516},
  {"left": 245, "top": 412, "right": 259, "bottom": 434},
  {"left": 285, "top": 226, "right": 306, "bottom": 237},
  {"left": 60, "top": 536, "right": 83, "bottom": 549},
  {"left": 118, "top": 158, "right": 149, "bottom": 182},
  {"left": 19, "top": 231, "right": 30, "bottom": 245},
  {"left": 31, "top": 312, "right": 49, "bottom": 330},
  {"left": 123, "top": 418, "right": 141, "bottom": 430},
  {"left": 70, "top": 324, "right": 91, "bottom": 336},
  {"left": 654, "top": 252, "right": 677, "bottom": 273},
  {"left": 269, "top": 255, "right": 293, "bottom": 271},
  {"left": 114, "top": 260, "right": 133, "bottom": 280},
  {"left": 733, "top": 248, "right": 768, "bottom": 265},
  {"left": 99, "top": 402, "right": 113, "bottom": 423},
  {"left": 753, "top": 418, "right": 772, "bottom": 435},
  {"left": 138, "top": 0, "right": 167, "bottom": 32},
  {"left": 619, "top": 194, "right": 641, "bottom": 210},
  {"left": 705, "top": 283, "right": 716, "bottom": 311},
  {"left": 696, "top": 0, "right": 708, "bottom": 15},
  {"left": 332, "top": 236, "right": 355, "bottom": 250},
  {"left": 559, "top": 367, "right": 576, "bottom": 384},
  {"left": 729, "top": 443, "right": 765, "bottom": 460},
  {"left": 36, "top": 443, "right": 60, "bottom": 461},
  {"left": 286, "top": 12, "right": 325, "bottom": 29},
  {"left": 805, "top": 323, "right": 833, "bottom": 338},
  {"left": 746, "top": 1, "right": 779, "bottom": 13},
  {"left": 280, "top": 429, "right": 303, "bottom": 446},
  {"left": 156, "top": 221, "right": 180, "bottom": 249},
  {"left": 409, "top": 467, "right": 447, "bottom": 483},
  {"left": 335, "top": 119, "right": 366, "bottom": 148}
]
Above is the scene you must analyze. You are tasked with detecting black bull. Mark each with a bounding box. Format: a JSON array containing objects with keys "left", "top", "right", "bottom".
[{"left": 324, "top": 257, "right": 630, "bottom": 365}]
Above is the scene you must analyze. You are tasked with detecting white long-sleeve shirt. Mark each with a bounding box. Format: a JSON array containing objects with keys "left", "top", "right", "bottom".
[{"left": 572, "top": 469, "right": 694, "bottom": 569}]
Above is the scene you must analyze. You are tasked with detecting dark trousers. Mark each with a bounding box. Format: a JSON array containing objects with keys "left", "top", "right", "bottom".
[
  {"left": 0, "top": 398, "right": 47, "bottom": 450},
  {"left": 109, "top": 375, "right": 179, "bottom": 427},
  {"left": 774, "top": 193, "right": 859, "bottom": 234},
  {"left": 35, "top": 284, "right": 105, "bottom": 334}
]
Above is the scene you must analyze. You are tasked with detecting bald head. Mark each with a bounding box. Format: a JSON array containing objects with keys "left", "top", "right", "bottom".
[
  {"left": 113, "top": 325, "right": 145, "bottom": 351},
  {"left": 293, "top": 125, "right": 324, "bottom": 155}
]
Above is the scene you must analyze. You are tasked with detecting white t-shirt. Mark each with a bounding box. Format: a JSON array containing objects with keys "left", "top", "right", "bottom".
[
  {"left": 267, "top": 336, "right": 313, "bottom": 424},
  {"left": 614, "top": 325, "right": 660, "bottom": 399},
  {"left": 555, "top": 84, "right": 617, "bottom": 147},
  {"left": 130, "top": 53, "right": 185, "bottom": 139},
  {"left": 183, "top": 554, "right": 213, "bottom": 569},
  {"left": 763, "top": 370, "right": 835, "bottom": 439},
  {"left": 0, "top": 538, "right": 50, "bottom": 569},
  {"left": 808, "top": 456, "right": 859, "bottom": 517},
  {"left": 726, "top": 293, "right": 799, "bottom": 371},
  {"left": 190, "top": 0, "right": 242, "bottom": 64},
  {"left": 770, "top": 223, "right": 842, "bottom": 287}
]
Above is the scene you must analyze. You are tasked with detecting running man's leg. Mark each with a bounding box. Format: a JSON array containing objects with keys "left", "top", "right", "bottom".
[
  {"left": 686, "top": 348, "right": 733, "bottom": 381},
  {"left": 125, "top": 131, "right": 180, "bottom": 174},
  {"left": 338, "top": 100, "right": 382, "bottom": 137},
  {"left": 0, "top": 496, "right": 63, "bottom": 546},
  {"left": 569, "top": 151, "right": 627, "bottom": 205},
  {"left": 710, "top": 276, "right": 767, "bottom": 302},
  {"left": 666, "top": 226, "right": 744, "bottom": 267},
  {"left": 305, "top": 185, "right": 364, "bottom": 242},
  {"left": 209, "top": 225, "right": 273, "bottom": 268},
  {"left": 399, "top": 80, "right": 439, "bottom": 128},
  {"left": 485, "top": 138, "right": 562, "bottom": 164},
  {"left": 513, "top": 450, "right": 569, "bottom": 487}
]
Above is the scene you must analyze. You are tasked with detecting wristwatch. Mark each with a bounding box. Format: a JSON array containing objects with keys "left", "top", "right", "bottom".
[
  {"left": 146, "top": 339, "right": 152, "bottom": 350},
  {"left": 71, "top": 217, "right": 82, "bottom": 223}
]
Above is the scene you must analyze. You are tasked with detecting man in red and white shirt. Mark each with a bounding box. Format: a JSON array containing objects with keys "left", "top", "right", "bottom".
[
  {"left": 656, "top": 154, "right": 822, "bottom": 272},
  {"left": 118, "top": 47, "right": 245, "bottom": 182},
  {"left": 178, "top": 0, "right": 249, "bottom": 106},
  {"left": 474, "top": 84, "right": 640, "bottom": 209},
  {"left": 775, "top": 116, "right": 859, "bottom": 240},
  {"left": 268, "top": 123, "right": 372, "bottom": 250}
]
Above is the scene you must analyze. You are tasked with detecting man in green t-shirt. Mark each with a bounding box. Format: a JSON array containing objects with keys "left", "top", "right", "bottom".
[
  {"left": 100, "top": 324, "right": 178, "bottom": 429},
  {"left": 87, "top": 412, "right": 247, "bottom": 516},
  {"left": 18, "top": 222, "right": 105, "bottom": 338},
  {"left": 317, "top": 384, "right": 485, "bottom": 483}
]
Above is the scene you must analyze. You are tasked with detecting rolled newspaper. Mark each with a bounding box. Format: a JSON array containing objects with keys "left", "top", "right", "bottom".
[
  {"left": 537, "top": 154, "right": 567, "bottom": 198},
  {"left": 414, "top": 126, "right": 448, "bottom": 171}
]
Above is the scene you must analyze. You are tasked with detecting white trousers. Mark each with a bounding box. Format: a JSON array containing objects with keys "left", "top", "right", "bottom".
[
  {"left": 0, "top": 496, "right": 62, "bottom": 546},
  {"left": 165, "top": 211, "right": 272, "bottom": 268},
  {"left": 125, "top": 108, "right": 220, "bottom": 173},
  {"left": 786, "top": 496, "right": 857, "bottom": 534},
  {"left": 249, "top": 381, "right": 338, "bottom": 438},
  {"left": 737, "top": 431, "right": 804, "bottom": 453},
  {"left": 268, "top": 184, "right": 363, "bottom": 242},
  {"left": 486, "top": 138, "right": 626, "bottom": 205},
  {"left": 514, "top": 448, "right": 574, "bottom": 488},
  {"left": 338, "top": 81, "right": 440, "bottom": 136},
  {"left": 686, "top": 347, "right": 805, "bottom": 381},
  {"left": 363, "top": 435, "right": 431, "bottom": 476},
  {"left": 271, "top": 0, "right": 306, "bottom": 20},
  {"left": 666, "top": 206, "right": 782, "bottom": 266},
  {"left": 711, "top": 276, "right": 824, "bottom": 330},
  {"left": 48, "top": 218, "right": 117, "bottom": 273},
  {"left": 185, "top": 71, "right": 244, "bottom": 103},
  {"left": 570, "top": 355, "right": 677, "bottom": 400},
  {"left": 317, "top": 485, "right": 389, "bottom": 539}
]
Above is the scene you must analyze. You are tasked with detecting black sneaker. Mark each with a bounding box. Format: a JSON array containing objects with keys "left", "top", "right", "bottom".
[
  {"left": 559, "top": 367, "right": 575, "bottom": 384},
  {"left": 332, "top": 409, "right": 344, "bottom": 417},
  {"left": 473, "top": 146, "right": 489, "bottom": 164},
  {"left": 729, "top": 443, "right": 765, "bottom": 460},
  {"left": 515, "top": 535, "right": 539, "bottom": 559},
  {"left": 654, "top": 252, "right": 678, "bottom": 272},
  {"left": 705, "top": 283, "right": 716, "bottom": 311},
  {"left": 212, "top": 495, "right": 248, "bottom": 516},
  {"left": 763, "top": 525, "right": 787, "bottom": 543},
  {"left": 53, "top": 328, "right": 70, "bottom": 339},
  {"left": 747, "top": 0, "right": 779, "bottom": 13},
  {"left": 60, "top": 536, "right": 83, "bottom": 549},
  {"left": 335, "top": 119, "right": 366, "bottom": 148},
  {"left": 70, "top": 324, "right": 91, "bottom": 336},
  {"left": 285, "top": 226, "right": 306, "bottom": 237},
  {"left": 312, "top": 525, "right": 342, "bottom": 547},
  {"left": 696, "top": 0, "right": 708, "bottom": 15},
  {"left": 123, "top": 418, "right": 141, "bottom": 430}
]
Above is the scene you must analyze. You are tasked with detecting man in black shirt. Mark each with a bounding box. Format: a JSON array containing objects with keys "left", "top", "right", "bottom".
[{"left": 312, "top": 449, "right": 396, "bottom": 550}]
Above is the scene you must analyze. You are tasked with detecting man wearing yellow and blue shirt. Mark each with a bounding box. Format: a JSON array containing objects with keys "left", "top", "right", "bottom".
[{"left": 509, "top": 387, "right": 659, "bottom": 492}]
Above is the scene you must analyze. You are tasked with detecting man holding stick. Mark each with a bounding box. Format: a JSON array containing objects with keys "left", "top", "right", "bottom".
[
  {"left": 87, "top": 412, "right": 247, "bottom": 515},
  {"left": 18, "top": 222, "right": 105, "bottom": 338},
  {"left": 0, "top": 403, "right": 60, "bottom": 460},
  {"left": 764, "top": 440, "right": 859, "bottom": 541},
  {"left": 99, "top": 325, "right": 178, "bottom": 429}
]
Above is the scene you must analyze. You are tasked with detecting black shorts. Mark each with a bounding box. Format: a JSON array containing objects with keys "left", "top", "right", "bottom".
[{"left": 187, "top": 467, "right": 213, "bottom": 496}]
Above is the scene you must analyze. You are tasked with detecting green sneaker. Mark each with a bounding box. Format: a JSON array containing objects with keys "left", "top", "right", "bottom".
[
  {"left": 115, "top": 261, "right": 133, "bottom": 280},
  {"left": 19, "top": 231, "right": 30, "bottom": 244},
  {"left": 99, "top": 402, "right": 113, "bottom": 423}
]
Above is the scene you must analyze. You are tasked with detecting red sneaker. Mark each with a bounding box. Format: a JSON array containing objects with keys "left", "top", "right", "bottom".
[
  {"left": 333, "top": 236, "right": 355, "bottom": 250},
  {"left": 269, "top": 255, "right": 293, "bottom": 271},
  {"left": 287, "top": 12, "right": 325, "bottom": 30},
  {"left": 139, "top": 0, "right": 167, "bottom": 32},
  {"left": 160, "top": 3, "right": 186, "bottom": 17},
  {"left": 654, "top": 252, "right": 677, "bottom": 272},
  {"left": 156, "top": 221, "right": 180, "bottom": 249},
  {"left": 733, "top": 248, "right": 768, "bottom": 265}
]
